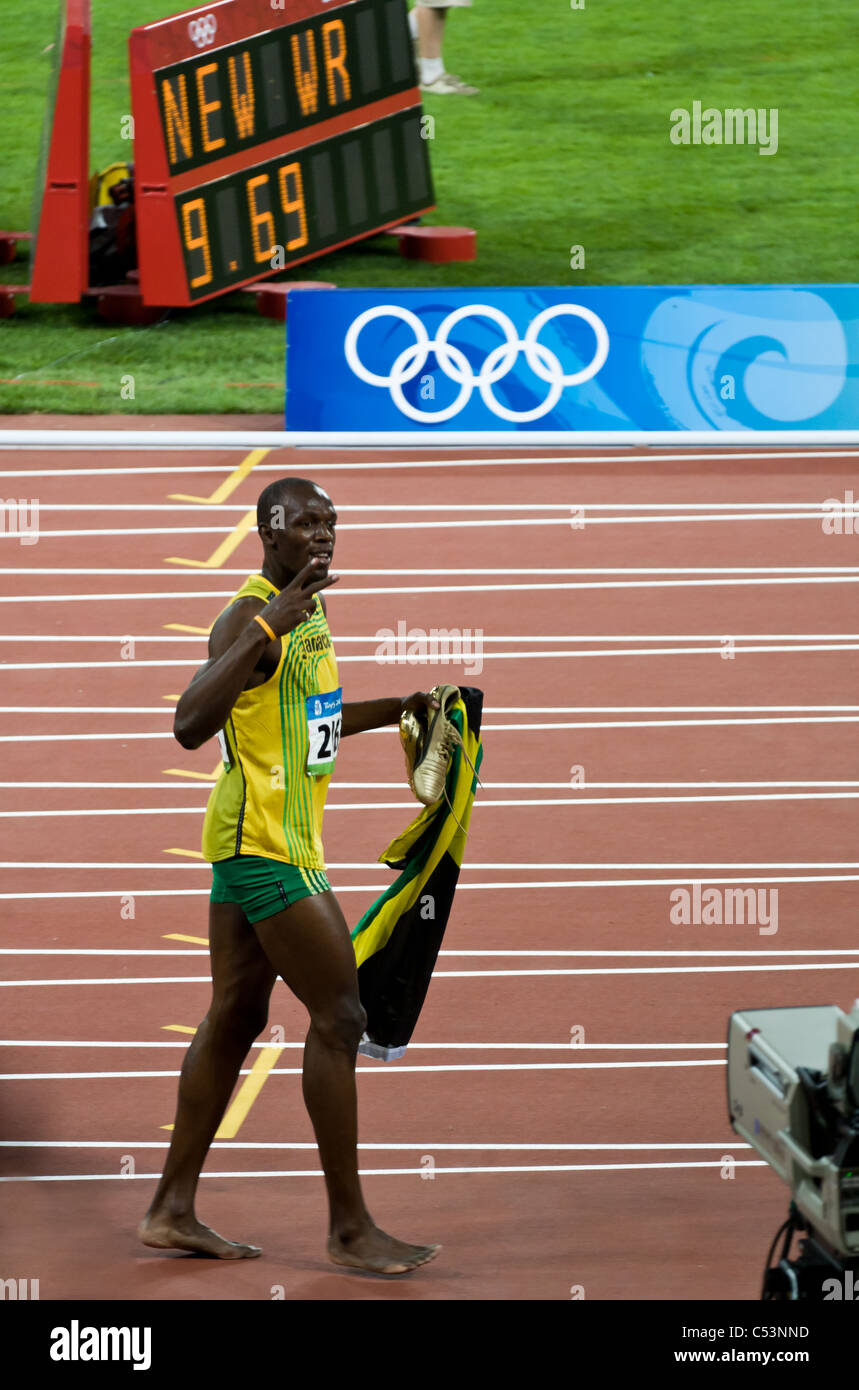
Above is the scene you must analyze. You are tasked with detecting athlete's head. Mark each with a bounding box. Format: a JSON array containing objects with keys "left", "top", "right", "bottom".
[{"left": 257, "top": 477, "right": 337, "bottom": 584}]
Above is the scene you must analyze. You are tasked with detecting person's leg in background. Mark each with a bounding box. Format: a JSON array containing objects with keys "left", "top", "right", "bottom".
[{"left": 409, "top": 1, "right": 479, "bottom": 96}]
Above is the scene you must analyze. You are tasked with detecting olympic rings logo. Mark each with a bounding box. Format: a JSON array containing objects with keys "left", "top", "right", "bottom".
[
  {"left": 188, "top": 13, "right": 218, "bottom": 48},
  {"left": 343, "top": 303, "right": 610, "bottom": 423}
]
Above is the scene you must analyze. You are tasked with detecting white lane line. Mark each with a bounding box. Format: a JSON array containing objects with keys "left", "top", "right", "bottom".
[
  {"left": 5, "top": 566, "right": 859, "bottom": 577},
  {"left": 0, "top": 1161, "right": 767, "bottom": 1182},
  {"left": 0, "top": 1040, "right": 727, "bottom": 1050},
  {"left": 6, "top": 649, "right": 859, "bottom": 671},
  {"left": 3, "top": 944, "right": 856, "bottom": 960},
  {"left": 0, "top": 1140, "right": 746, "bottom": 1149},
  {"left": 2, "top": 511, "right": 854, "bottom": 540},
  {"left": 0, "top": 1040, "right": 726, "bottom": 1051},
  {"left": 20, "top": 501, "right": 859, "bottom": 513},
  {"left": 3, "top": 791, "right": 859, "bottom": 813},
  {"left": 4, "top": 950, "right": 859, "bottom": 961},
  {"left": 3, "top": 860, "right": 859, "bottom": 872},
  {"left": 1, "top": 447, "right": 856, "bottom": 469},
  {"left": 2, "top": 963, "right": 859, "bottom": 985},
  {"left": 5, "top": 720, "right": 859, "bottom": 739},
  {"left": 0, "top": 1060, "right": 726, "bottom": 1079},
  {"left": 4, "top": 876, "right": 859, "bottom": 902},
  {"left": 2, "top": 704, "right": 854, "bottom": 715},
  {"left": 8, "top": 576, "right": 859, "bottom": 598},
  {"left": 3, "top": 781, "right": 859, "bottom": 793},
  {"left": 6, "top": 632, "right": 859, "bottom": 643}
]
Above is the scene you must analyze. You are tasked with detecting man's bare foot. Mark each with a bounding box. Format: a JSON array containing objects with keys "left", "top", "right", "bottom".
[
  {"left": 138, "top": 1213, "right": 261, "bottom": 1260},
  {"left": 327, "top": 1222, "right": 440, "bottom": 1275}
]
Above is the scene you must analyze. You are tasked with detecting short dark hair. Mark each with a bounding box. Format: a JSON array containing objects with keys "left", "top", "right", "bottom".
[{"left": 256, "top": 477, "right": 317, "bottom": 529}]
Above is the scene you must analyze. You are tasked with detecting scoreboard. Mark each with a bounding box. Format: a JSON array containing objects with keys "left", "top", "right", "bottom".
[{"left": 130, "top": 0, "right": 434, "bottom": 306}]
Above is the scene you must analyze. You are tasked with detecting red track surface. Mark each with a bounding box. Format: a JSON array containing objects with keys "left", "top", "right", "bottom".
[{"left": 1, "top": 435, "right": 859, "bottom": 1300}]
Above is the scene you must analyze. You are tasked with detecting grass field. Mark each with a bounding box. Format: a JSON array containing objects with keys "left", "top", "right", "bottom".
[{"left": 1, "top": 0, "right": 856, "bottom": 415}]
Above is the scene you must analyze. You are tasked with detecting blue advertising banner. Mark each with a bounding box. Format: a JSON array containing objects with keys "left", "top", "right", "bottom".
[{"left": 285, "top": 286, "right": 859, "bottom": 435}]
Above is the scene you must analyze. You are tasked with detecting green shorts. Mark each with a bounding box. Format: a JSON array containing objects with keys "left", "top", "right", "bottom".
[{"left": 210, "top": 855, "right": 331, "bottom": 923}]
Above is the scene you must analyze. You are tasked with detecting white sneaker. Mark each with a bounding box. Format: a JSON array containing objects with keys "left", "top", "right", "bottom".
[{"left": 420, "top": 72, "right": 479, "bottom": 96}]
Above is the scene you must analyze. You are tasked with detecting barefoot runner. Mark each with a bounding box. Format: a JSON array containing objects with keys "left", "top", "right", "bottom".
[{"left": 139, "top": 477, "right": 441, "bottom": 1275}]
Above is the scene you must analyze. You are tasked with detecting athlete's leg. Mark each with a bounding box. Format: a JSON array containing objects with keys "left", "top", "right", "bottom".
[
  {"left": 139, "top": 899, "right": 276, "bottom": 1258},
  {"left": 253, "top": 890, "right": 440, "bottom": 1274}
]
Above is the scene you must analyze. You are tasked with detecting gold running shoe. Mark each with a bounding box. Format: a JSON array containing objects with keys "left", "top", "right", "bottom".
[{"left": 400, "top": 683, "right": 463, "bottom": 806}]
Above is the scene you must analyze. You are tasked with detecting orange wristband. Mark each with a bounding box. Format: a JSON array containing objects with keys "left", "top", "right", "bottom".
[{"left": 253, "top": 613, "right": 276, "bottom": 642}]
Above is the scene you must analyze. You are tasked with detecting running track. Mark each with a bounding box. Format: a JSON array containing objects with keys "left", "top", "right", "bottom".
[{"left": 1, "top": 433, "right": 858, "bottom": 1301}]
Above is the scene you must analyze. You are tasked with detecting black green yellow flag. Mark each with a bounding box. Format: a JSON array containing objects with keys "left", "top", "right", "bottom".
[{"left": 351, "top": 687, "right": 483, "bottom": 1060}]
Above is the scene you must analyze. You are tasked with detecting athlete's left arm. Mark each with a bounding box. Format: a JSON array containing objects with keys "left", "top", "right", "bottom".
[
  {"left": 320, "top": 596, "right": 439, "bottom": 736},
  {"left": 341, "top": 692, "right": 439, "bottom": 738}
]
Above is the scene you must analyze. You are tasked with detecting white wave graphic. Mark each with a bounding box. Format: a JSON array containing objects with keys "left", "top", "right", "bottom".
[{"left": 642, "top": 291, "right": 847, "bottom": 428}]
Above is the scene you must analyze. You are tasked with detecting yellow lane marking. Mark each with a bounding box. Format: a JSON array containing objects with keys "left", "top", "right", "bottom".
[
  {"left": 168, "top": 448, "right": 269, "bottom": 506},
  {"left": 164, "top": 848, "right": 206, "bottom": 859},
  {"left": 162, "top": 763, "right": 222, "bottom": 781},
  {"left": 163, "top": 623, "right": 211, "bottom": 635},
  {"left": 165, "top": 507, "right": 256, "bottom": 569},
  {"left": 164, "top": 933, "right": 209, "bottom": 945},
  {"left": 215, "top": 1046, "right": 284, "bottom": 1139},
  {"left": 163, "top": 695, "right": 180, "bottom": 702},
  {"left": 157, "top": 1023, "right": 282, "bottom": 1138}
]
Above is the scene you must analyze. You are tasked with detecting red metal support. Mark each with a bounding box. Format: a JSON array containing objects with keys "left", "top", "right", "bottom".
[{"left": 29, "top": 1, "right": 92, "bottom": 303}]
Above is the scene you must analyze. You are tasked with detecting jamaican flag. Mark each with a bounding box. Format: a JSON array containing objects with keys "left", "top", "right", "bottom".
[{"left": 351, "top": 686, "right": 483, "bottom": 1060}]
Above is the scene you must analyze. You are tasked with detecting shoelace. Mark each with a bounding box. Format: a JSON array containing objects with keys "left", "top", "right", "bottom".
[{"left": 437, "top": 722, "right": 482, "bottom": 833}]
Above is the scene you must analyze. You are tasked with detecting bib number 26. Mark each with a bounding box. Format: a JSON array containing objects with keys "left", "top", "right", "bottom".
[{"left": 306, "top": 688, "right": 342, "bottom": 777}]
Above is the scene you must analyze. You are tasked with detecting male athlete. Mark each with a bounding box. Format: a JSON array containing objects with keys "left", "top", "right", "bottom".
[{"left": 139, "top": 477, "right": 441, "bottom": 1275}]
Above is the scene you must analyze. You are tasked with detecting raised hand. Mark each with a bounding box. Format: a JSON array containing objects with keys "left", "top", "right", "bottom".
[{"left": 263, "top": 558, "right": 339, "bottom": 637}]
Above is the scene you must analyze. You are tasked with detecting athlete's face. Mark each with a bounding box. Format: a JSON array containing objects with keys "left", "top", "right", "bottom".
[{"left": 263, "top": 485, "right": 337, "bottom": 580}]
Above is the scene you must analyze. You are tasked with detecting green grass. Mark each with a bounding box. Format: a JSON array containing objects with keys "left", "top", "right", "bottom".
[{"left": 1, "top": 0, "right": 856, "bottom": 414}]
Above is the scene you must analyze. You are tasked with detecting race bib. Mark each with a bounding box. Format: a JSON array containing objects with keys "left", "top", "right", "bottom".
[{"left": 306, "top": 688, "right": 342, "bottom": 776}]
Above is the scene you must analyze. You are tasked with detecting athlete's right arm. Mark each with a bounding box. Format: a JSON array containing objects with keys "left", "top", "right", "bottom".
[
  {"left": 173, "top": 600, "right": 269, "bottom": 750},
  {"left": 173, "top": 561, "right": 337, "bottom": 750}
]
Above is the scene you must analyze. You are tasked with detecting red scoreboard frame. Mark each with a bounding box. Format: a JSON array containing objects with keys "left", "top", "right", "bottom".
[{"left": 130, "top": 0, "right": 435, "bottom": 306}]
